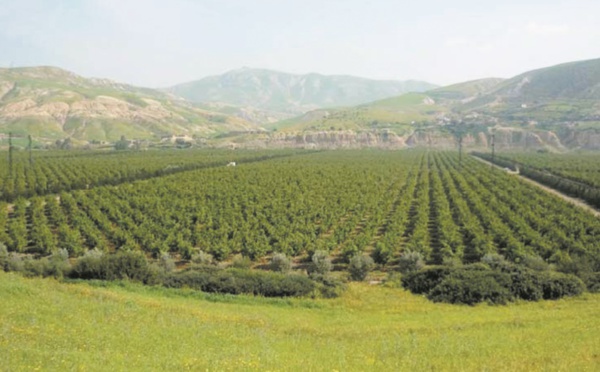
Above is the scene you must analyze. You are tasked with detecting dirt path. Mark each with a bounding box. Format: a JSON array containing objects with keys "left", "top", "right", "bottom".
[{"left": 472, "top": 155, "right": 600, "bottom": 218}]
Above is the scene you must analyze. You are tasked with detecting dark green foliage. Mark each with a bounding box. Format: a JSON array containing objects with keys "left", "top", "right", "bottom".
[
  {"left": 401, "top": 267, "right": 452, "bottom": 295},
  {"left": 341, "top": 244, "right": 360, "bottom": 263},
  {"left": 581, "top": 273, "right": 600, "bottom": 293},
  {"left": 21, "top": 249, "right": 71, "bottom": 279},
  {"left": 269, "top": 253, "right": 292, "bottom": 273},
  {"left": 70, "top": 250, "right": 151, "bottom": 283},
  {"left": 537, "top": 272, "right": 585, "bottom": 300},
  {"left": 520, "top": 255, "right": 550, "bottom": 271},
  {"left": 69, "top": 249, "right": 105, "bottom": 280},
  {"left": 507, "top": 270, "right": 544, "bottom": 301},
  {"left": 3, "top": 253, "right": 24, "bottom": 272},
  {"left": 158, "top": 253, "right": 176, "bottom": 273},
  {"left": 473, "top": 152, "right": 600, "bottom": 209},
  {"left": 114, "top": 136, "right": 130, "bottom": 151},
  {"left": 428, "top": 271, "right": 512, "bottom": 305},
  {"left": 0, "top": 243, "right": 8, "bottom": 271},
  {"left": 308, "top": 250, "right": 332, "bottom": 278},
  {"left": 1, "top": 150, "right": 599, "bottom": 304},
  {"left": 402, "top": 263, "right": 586, "bottom": 305},
  {"left": 397, "top": 250, "right": 425, "bottom": 274},
  {"left": 481, "top": 253, "right": 508, "bottom": 270},
  {"left": 231, "top": 255, "right": 252, "bottom": 269},
  {"left": 191, "top": 251, "right": 214, "bottom": 266},
  {"left": 163, "top": 268, "right": 315, "bottom": 297},
  {"left": 372, "top": 241, "right": 393, "bottom": 265},
  {"left": 348, "top": 254, "right": 374, "bottom": 281},
  {"left": 314, "top": 274, "right": 346, "bottom": 298},
  {"left": 98, "top": 251, "right": 150, "bottom": 282}
]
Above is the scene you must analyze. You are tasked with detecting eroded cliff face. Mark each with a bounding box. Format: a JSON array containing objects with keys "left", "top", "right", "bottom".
[
  {"left": 266, "top": 130, "right": 407, "bottom": 148},
  {"left": 245, "top": 127, "right": 576, "bottom": 150},
  {"left": 561, "top": 128, "right": 600, "bottom": 149}
]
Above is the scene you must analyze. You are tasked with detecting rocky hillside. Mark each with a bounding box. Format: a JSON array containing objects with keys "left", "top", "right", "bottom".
[
  {"left": 463, "top": 58, "right": 600, "bottom": 124},
  {"left": 261, "top": 59, "right": 600, "bottom": 150},
  {"left": 167, "top": 68, "right": 437, "bottom": 121},
  {"left": 0, "top": 67, "right": 258, "bottom": 142}
]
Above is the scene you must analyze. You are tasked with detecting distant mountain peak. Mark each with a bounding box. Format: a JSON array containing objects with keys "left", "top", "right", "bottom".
[{"left": 167, "top": 68, "right": 438, "bottom": 118}]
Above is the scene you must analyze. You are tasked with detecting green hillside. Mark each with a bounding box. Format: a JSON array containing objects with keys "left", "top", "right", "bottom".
[
  {"left": 0, "top": 67, "right": 258, "bottom": 143},
  {"left": 463, "top": 58, "right": 600, "bottom": 125},
  {"left": 428, "top": 78, "right": 505, "bottom": 101},
  {"left": 267, "top": 59, "right": 600, "bottom": 149},
  {"left": 271, "top": 78, "right": 508, "bottom": 134},
  {"left": 272, "top": 92, "right": 448, "bottom": 134}
]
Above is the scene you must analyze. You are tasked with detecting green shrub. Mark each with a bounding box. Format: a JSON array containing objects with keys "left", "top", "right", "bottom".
[
  {"left": 163, "top": 268, "right": 315, "bottom": 297},
  {"left": 315, "top": 274, "right": 346, "bottom": 298},
  {"left": 146, "top": 263, "right": 168, "bottom": 286},
  {"left": 20, "top": 249, "right": 71, "bottom": 279},
  {"left": 0, "top": 243, "right": 8, "bottom": 271},
  {"left": 521, "top": 255, "right": 549, "bottom": 271},
  {"left": 102, "top": 251, "right": 150, "bottom": 282},
  {"left": 428, "top": 271, "right": 512, "bottom": 305},
  {"left": 191, "top": 251, "right": 214, "bottom": 266},
  {"left": 401, "top": 267, "right": 452, "bottom": 294},
  {"left": 70, "top": 250, "right": 151, "bottom": 283},
  {"left": 158, "top": 253, "right": 176, "bottom": 273},
  {"left": 507, "top": 269, "right": 544, "bottom": 301},
  {"left": 231, "top": 255, "right": 252, "bottom": 269},
  {"left": 398, "top": 250, "right": 425, "bottom": 274},
  {"left": 581, "top": 273, "right": 600, "bottom": 293},
  {"left": 372, "top": 242, "right": 393, "bottom": 264},
  {"left": 348, "top": 254, "right": 374, "bottom": 281},
  {"left": 270, "top": 253, "right": 292, "bottom": 273},
  {"left": 5, "top": 253, "right": 24, "bottom": 272},
  {"left": 23, "top": 258, "right": 46, "bottom": 277},
  {"left": 538, "top": 272, "right": 585, "bottom": 300},
  {"left": 442, "top": 257, "right": 462, "bottom": 268},
  {"left": 341, "top": 244, "right": 359, "bottom": 263},
  {"left": 481, "top": 253, "right": 508, "bottom": 270},
  {"left": 70, "top": 249, "right": 105, "bottom": 280},
  {"left": 309, "top": 250, "right": 332, "bottom": 278}
]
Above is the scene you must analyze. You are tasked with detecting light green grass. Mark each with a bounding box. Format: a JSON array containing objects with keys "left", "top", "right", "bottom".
[{"left": 1, "top": 272, "right": 599, "bottom": 371}]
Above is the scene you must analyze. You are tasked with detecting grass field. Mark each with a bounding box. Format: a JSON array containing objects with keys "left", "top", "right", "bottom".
[{"left": 1, "top": 271, "right": 599, "bottom": 371}]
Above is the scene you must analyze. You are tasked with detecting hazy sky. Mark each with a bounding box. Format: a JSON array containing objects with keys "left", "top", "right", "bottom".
[{"left": 1, "top": 0, "right": 599, "bottom": 87}]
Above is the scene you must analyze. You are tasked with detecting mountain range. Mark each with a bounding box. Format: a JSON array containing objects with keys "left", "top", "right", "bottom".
[
  {"left": 268, "top": 58, "right": 600, "bottom": 149},
  {"left": 166, "top": 68, "right": 437, "bottom": 122},
  {"left": 1, "top": 58, "right": 600, "bottom": 149}
]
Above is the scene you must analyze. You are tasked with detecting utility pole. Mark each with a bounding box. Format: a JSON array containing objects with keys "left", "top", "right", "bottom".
[
  {"left": 458, "top": 134, "right": 463, "bottom": 168},
  {"left": 28, "top": 135, "right": 33, "bottom": 166},
  {"left": 8, "top": 132, "right": 13, "bottom": 178},
  {"left": 491, "top": 132, "right": 496, "bottom": 164}
]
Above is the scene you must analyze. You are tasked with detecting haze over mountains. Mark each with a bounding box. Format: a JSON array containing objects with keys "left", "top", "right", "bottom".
[
  {"left": 1, "top": 58, "right": 600, "bottom": 149},
  {"left": 166, "top": 68, "right": 437, "bottom": 122}
]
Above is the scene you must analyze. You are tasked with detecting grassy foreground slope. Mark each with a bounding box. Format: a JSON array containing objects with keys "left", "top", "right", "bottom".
[{"left": 1, "top": 272, "right": 599, "bottom": 371}]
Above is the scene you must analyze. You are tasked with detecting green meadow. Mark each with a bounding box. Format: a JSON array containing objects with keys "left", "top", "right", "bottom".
[{"left": 1, "top": 271, "right": 598, "bottom": 371}]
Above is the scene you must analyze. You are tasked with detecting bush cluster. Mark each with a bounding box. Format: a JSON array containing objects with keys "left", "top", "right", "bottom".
[
  {"left": 1, "top": 244, "right": 72, "bottom": 278},
  {"left": 402, "top": 262, "right": 585, "bottom": 305},
  {"left": 397, "top": 250, "right": 425, "bottom": 274},
  {"left": 348, "top": 254, "right": 374, "bottom": 281},
  {"left": 308, "top": 250, "right": 332, "bottom": 278},
  {"left": 269, "top": 253, "right": 292, "bottom": 273},
  {"left": 2, "top": 248, "right": 332, "bottom": 298},
  {"left": 163, "top": 268, "right": 315, "bottom": 297},
  {"left": 70, "top": 250, "right": 154, "bottom": 283}
]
